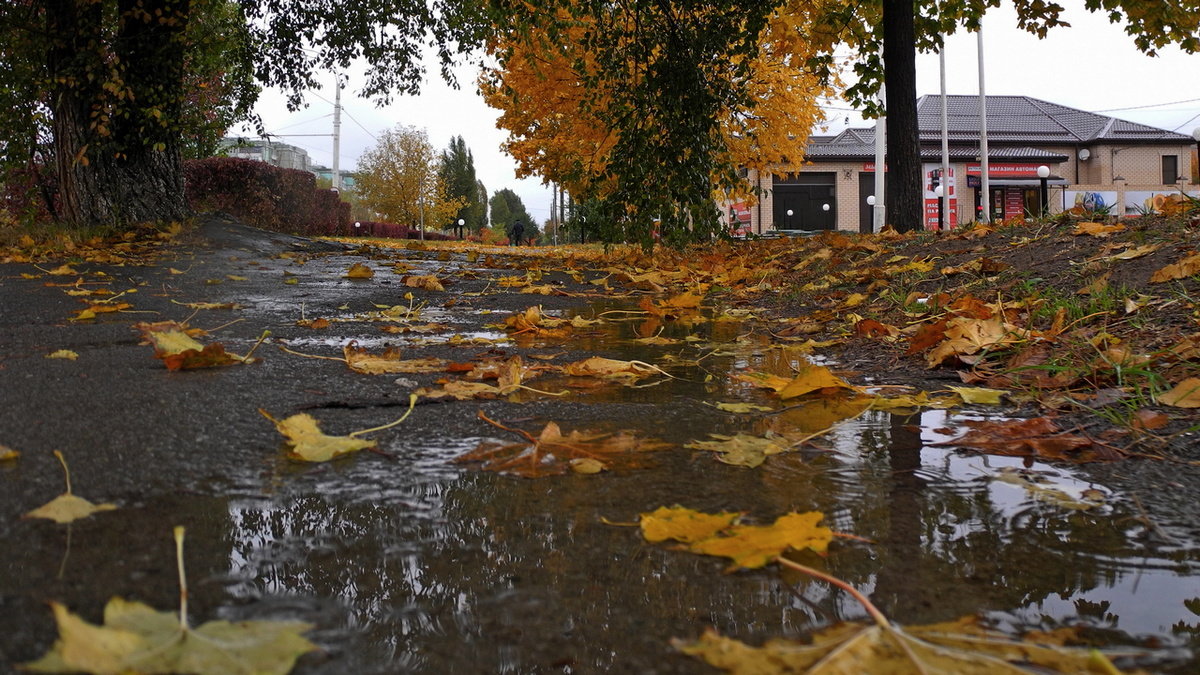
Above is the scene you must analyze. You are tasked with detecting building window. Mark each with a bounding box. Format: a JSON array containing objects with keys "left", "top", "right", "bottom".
[{"left": 1163, "top": 155, "right": 1179, "bottom": 184}]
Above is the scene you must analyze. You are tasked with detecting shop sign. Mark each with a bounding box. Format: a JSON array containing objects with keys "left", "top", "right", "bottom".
[
  {"left": 966, "top": 163, "right": 1048, "bottom": 177},
  {"left": 861, "top": 162, "right": 889, "bottom": 172}
]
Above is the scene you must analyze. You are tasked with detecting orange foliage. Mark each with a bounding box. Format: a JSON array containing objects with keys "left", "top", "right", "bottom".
[{"left": 479, "top": 2, "right": 834, "bottom": 201}]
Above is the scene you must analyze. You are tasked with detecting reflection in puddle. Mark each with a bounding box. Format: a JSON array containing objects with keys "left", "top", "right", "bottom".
[{"left": 157, "top": 403, "right": 1200, "bottom": 672}]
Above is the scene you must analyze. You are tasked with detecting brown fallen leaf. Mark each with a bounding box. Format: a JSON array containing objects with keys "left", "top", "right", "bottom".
[
  {"left": 1159, "top": 377, "right": 1200, "bottom": 408},
  {"left": 23, "top": 527, "right": 316, "bottom": 675},
  {"left": 455, "top": 411, "right": 668, "bottom": 477},
  {"left": 24, "top": 451, "right": 117, "bottom": 523},
  {"left": 1150, "top": 252, "right": 1200, "bottom": 283},
  {"left": 134, "top": 321, "right": 256, "bottom": 371},
  {"left": 342, "top": 343, "right": 446, "bottom": 375},
  {"left": 1073, "top": 221, "right": 1125, "bottom": 237},
  {"left": 933, "top": 417, "right": 1123, "bottom": 462},
  {"left": 561, "top": 356, "right": 666, "bottom": 381},
  {"left": 402, "top": 274, "right": 445, "bottom": 291}
]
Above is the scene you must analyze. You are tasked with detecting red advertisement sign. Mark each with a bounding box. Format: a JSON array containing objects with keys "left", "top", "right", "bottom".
[
  {"left": 729, "top": 202, "right": 751, "bottom": 223},
  {"left": 862, "top": 162, "right": 889, "bottom": 172},
  {"left": 923, "top": 165, "right": 957, "bottom": 230}
]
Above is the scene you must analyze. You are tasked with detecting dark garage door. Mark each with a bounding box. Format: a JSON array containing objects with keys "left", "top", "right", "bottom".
[{"left": 773, "top": 173, "right": 836, "bottom": 231}]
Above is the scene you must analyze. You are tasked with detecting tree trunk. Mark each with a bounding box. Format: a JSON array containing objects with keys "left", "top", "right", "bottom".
[
  {"left": 46, "top": 0, "right": 191, "bottom": 230},
  {"left": 882, "top": 0, "right": 922, "bottom": 232}
]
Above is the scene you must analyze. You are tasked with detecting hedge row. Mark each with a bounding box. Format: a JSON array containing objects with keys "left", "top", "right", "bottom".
[
  {"left": 348, "top": 221, "right": 457, "bottom": 241},
  {"left": 183, "top": 157, "right": 350, "bottom": 235}
]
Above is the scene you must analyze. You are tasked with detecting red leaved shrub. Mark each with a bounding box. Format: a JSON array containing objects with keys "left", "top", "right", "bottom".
[{"left": 183, "top": 157, "right": 349, "bottom": 235}]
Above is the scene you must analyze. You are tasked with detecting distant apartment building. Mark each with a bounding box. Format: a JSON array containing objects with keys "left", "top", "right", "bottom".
[
  {"left": 220, "top": 138, "right": 312, "bottom": 172},
  {"left": 728, "top": 95, "right": 1199, "bottom": 234}
]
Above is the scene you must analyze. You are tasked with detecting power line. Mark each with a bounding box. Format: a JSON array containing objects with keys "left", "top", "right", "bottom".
[{"left": 1095, "top": 97, "right": 1200, "bottom": 113}]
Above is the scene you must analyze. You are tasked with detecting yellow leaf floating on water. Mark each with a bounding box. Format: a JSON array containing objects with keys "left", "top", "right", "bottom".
[
  {"left": 24, "top": 451, "right": 116, "bottom": 524},
  {"left": 45, "top": 349, "right": 79, "bottom": 360},
  {"left": 675, "top": 619, "right": 1121, "bottom": 675},
  {"left": 1159, "top": 377, "right": 1200, "bottom": 408},
  {"left": 637, "top": 507, "right": 833, "bottom": 571},
  {"left": 260, "top": 410, "right": 376, "bottom": 462},
  {"left": 24, "top": 528, "right": 316, "bottom": 675},
  {"left": 562, "top": 356, "right": 664, "bottom": 381},
  {"left": 344, "top": 262, "right": 374, "bottom": 279},
  {"left": 0, "top": 444, "right": 19, "bottom": 461},
  {"left": 685, "top": 433, "right": 792, "bottom": 468},
  {"left": 688, "top": 512, "right": 834, "bottom": 571},
  {"left": 712, "top": 402, "right": 773, "bottom": 414},
  {"left": 776, "top": 363, "right": 859, "bottom": 400},
  {"left": 639, "top": 506, "right": 741, "bottom": 544},
  {"left": 947, "top": 385, "right": 1007, "bottom": 405}
]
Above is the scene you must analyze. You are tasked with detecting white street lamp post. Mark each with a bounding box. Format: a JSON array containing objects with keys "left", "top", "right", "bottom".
[{"left": 1036, "top": 165, "right": 1050, "bottom": 217}]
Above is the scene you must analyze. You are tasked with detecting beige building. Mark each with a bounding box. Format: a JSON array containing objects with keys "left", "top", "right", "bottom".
[{"left": 729, "top": 95, "right": 1199, "bottom": 234}]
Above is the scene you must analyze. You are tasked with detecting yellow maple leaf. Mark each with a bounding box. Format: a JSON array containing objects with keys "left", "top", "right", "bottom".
[
  {"left": 344, "top": 262, "right": 375, "bottom": 279},
  {"left": 23, "top": 527, "right": 316, "bottom": 675},
  {"left": 776, "top": 363, "right": 858, "bottom": 400},
  {"left": 685, "top": 433, "right": 792, "bottom": 468},
  {"left": 24, "top": 451, "right": 116, "bottom": 524},
  {"left": 260, "top": 410, "right": 376, "bottom": 462},
  {"left": 639, "top": 506, "right": 741, "bottom": 544},
  {"left": 45, "top": 349, "right": 79, "bottom": 361},
  {"left": 947, "top": 386, "right": 1007, "bottom": 405},
  {"left": 687, "top": 511, "right": 834, "bottom": 571}
]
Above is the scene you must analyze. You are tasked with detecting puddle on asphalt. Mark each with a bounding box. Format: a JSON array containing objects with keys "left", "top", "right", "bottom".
[{"left": 13, "top": 291, "right": 1197, "bottom": 673}]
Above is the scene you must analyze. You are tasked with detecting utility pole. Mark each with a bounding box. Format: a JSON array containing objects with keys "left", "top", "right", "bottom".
[
  {"left": 977, "top": 27, "right": 990, "bottom": 223},
  {"left": 332, "top": 76, "right": 343, "bottom": 192},
  {"left": 939, "top": 45, "right": 950, "bottom": 230}
]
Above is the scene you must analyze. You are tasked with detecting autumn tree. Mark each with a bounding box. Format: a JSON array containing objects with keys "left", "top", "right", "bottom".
[
  {"left": 485, "top": 1, "right": 832, "bottom": 247},
  {"left": 439, "top": 136, "right": 487, "bottom": 236},
  {"left": 0, "top": 0, "right": 485, "bottom": 230},
  {"left": 356, "top": 125, "right": 465, "bottom": 235}
]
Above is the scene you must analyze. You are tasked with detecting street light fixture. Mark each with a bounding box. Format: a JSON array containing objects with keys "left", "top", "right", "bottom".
[
  {"left": 866, "top": 195, "right": 876, "bottom": 206},
  {"left": 457, "top": 218, "right": 465, "bottom": 239},
  {"left": 786, "top": 208, "right": 794, "bottom": 229},
  {"left": 1036, "top": 165, "right": 1050, "bottom": 217},
  {"left": 354, "top": 221, "right": 361, "bottom": 236}
]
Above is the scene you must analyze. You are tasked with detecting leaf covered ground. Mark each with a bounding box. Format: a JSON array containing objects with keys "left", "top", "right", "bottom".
[{"left": 3, "top": 210, "right": 1200, "bottom": 673}]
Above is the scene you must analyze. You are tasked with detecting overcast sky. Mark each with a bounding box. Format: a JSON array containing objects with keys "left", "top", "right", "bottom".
[{"left": 233, "top": 0, "right": 1200, "bottom": 225}]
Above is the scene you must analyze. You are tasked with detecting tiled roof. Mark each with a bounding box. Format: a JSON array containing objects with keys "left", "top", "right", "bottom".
[
  {"left": 806, "top": 130, "right": 1067, "bottom": 161},
  {"left": 913, "top": 95, "right": 1189, "bottom": 143}
]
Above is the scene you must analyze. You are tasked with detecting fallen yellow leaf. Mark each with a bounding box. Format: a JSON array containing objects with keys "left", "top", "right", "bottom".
[
  {"left": 638, "top": 506, "right": 741, "bottom": 544},
  {"left": 344, "top": 262, "right": 374, "bottom": 279},
  {"left": 45, "top": 349, "right": 79, "bottom": 360},
  {"left": 24, "top": 451, "right": 116, "bottom": 524},
  {"left": 947, "top": 386, "right": 1007, "bottom": 405}
]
